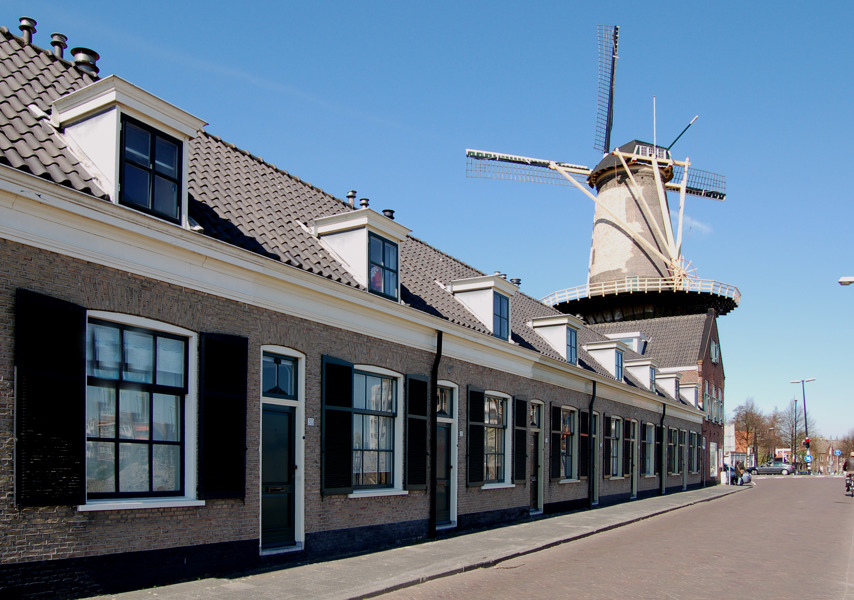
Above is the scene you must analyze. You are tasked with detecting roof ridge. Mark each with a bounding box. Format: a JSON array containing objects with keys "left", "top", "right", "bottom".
[
  {"left": 201, "top": 131, "right": 351, "bottom": 211},
  {"left": 0, "top": 25, "right": 99, "bottom": 81}
]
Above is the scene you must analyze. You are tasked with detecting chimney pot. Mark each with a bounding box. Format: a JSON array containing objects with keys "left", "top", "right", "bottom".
[
  {"left": 18, "top": 17, "right": 36, "bottom": 44},
  {"left": 346, "top": 190, "right": 357, "bottom": 207},
  {"left": 50, "top": 33, "right": 68, "bottom": 58},
  {"left": 510, "top": 278, "right": 521, "bottom": 286},
  {"left": 70, "top": 47, "right": 100, "bottom": 76},
  {"left": 382, "top": 209, "right": 395, "bottom": 220},
  {"left": 359, "top": 197, "right": 369, "bottom": 209}
]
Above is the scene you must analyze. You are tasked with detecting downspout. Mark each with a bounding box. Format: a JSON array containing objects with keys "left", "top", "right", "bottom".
[
  {"left": 588, "top": 381, "right": 597, "bottom": 509},
  {"left": 428, "top": 330, "right": 443, "bottom": 538},
  {"left": 659, "top": 403, "right": 667, "bottom": 495}
]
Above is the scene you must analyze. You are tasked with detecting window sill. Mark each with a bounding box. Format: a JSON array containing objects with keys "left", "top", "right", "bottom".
[
  {"left": 78, "top": 498, "right": 205, "bottom": 512},
  {"left": 558, "top": 478, "right": 581, "bottom": 484},
  {"left": 347, "top": 489, "right": 409, "bottom": 499},
  {"left": 481, "top": 482, "right": 515, "bottom": 490},
  {"left": 606, "top": 476, "right": 624, "bottom": 481}
]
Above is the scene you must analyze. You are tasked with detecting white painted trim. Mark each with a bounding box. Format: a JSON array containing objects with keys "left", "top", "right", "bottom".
[
  {"left": 260, "top": 346, "right": 306, "bottom": 548},
  {"left": 78, "top": 498, "right": 205, "bottom": 512},
  {"left": 347, "top": 489, "right": 409, "bottom": 499},
  {"left": 353, "top": 364, "right": 405, "bottom": 492},
  {"left": 437, "top": 380, "right": 459, "bottom": 524},
  {"left": 85, "top": 311, "right": 199, "bottom": 503},
  {"left": 313, "top": 208, "right": 411, "bottom": 242}
]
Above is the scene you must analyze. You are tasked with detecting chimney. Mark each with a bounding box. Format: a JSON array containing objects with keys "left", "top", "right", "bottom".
[
  {"left": 359, "top": 197, "right": 369, "bottom": 209},
  {"left": 510, "top": 278, "right": 521, "bottom": 286},
  {"left": 18, "top": 17, "right": 36, "bottom": 44},
  {"left": 382, "top": 209, "right": 395, "bottom": 220},
  {"left": 50, "top": 33, "right": 67, "bottom": 58},
  {"left": 70, "top": 47, "right": 100, "bottom": 75},
  {"left": 346, "top": 190, "right": 357, "bottom": 207}
]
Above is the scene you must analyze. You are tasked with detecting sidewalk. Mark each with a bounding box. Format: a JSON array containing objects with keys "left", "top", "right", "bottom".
[{"left": 89, "top": 485, "right": 745, "bottom": 600}]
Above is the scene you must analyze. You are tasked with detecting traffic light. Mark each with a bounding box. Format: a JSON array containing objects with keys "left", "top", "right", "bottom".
[{"left": 803, "top": 437, "right": 810, "bottom": 450}]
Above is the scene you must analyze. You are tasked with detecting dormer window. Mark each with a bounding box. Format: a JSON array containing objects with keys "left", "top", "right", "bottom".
[
  {"left": 566, "top": 327, "right": 578, "bottom": 366},
  {"left": 493, "top": 292, "right": 510, "bottom": 341},
  {"left": 120, "top": 116, "right": 182, "bottom": 223},
  {"left": 368, "top": 233, "right": 399, "bottom": 301},
  {"left": 615, "top": 350, "right": 624, "bottom": 381},
  {"left": 649, "top": 366, "right": 656, "bottom": 393}
]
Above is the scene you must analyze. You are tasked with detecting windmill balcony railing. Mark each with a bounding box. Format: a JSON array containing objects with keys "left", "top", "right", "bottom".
[{"left": 541, "top": 276, "right": 742, "bottom": 307}]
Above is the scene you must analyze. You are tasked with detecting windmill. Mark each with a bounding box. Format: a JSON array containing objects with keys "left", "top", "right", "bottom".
[{"left": 465, "top": 25, "right": 738, "bottom": 323}]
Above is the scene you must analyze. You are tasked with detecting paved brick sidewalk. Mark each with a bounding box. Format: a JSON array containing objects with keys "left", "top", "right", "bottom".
[{"left": 87, "top": 485, "right": 745, "bottom": 600}]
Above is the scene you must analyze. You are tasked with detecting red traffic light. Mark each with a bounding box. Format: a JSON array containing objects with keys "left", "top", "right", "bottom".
[{"left": 803, "top": 437, "right": 810, "bottom": 449}]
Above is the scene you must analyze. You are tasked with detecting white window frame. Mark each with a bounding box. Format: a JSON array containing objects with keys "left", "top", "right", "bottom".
[
  {"left": 607, "top": 416, "right": 623, "bottom": 479},
  {"left": 79, "top": 312, "right": 201, "bottom": 512},
  {"left": 260, "top": 346, "right": 306, "bottom": 551},
  {"left": 482, "top": 391, "right": 513, "bottom": 489},
  {"left": 559, "top": 406, "right": 579, "bottom": 481},
  {"left": 643, "top": 422, "right": 655, "bottom": 476},
  {"left": 348, "top": 364, "right": 406, "bottom": 498}
]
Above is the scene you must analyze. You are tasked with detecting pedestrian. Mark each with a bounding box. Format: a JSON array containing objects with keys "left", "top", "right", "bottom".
[{"left": 735, "top": 461, "right": 745, "bottom": 486}]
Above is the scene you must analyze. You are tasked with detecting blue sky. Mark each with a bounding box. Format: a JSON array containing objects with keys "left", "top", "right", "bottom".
[{"left": 7, "top": 2, "right": 854, "bottom": 437}]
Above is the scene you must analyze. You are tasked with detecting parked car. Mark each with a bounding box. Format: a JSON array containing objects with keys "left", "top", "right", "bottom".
[{"left": 748, "top": 460, "right": 794, "bottom": 475}]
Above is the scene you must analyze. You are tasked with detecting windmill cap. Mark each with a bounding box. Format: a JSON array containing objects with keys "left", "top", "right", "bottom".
[{"left": 588, "top": 140, "right": 674, "bottom": 190}]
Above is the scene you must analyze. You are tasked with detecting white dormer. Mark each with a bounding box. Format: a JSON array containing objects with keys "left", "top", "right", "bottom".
[
  {"left": 655, "top": 372, "right": 681, "bottom": 400},
  {"left": 313, "top": 208, "right": 411, "bottom": 302},
  {"left": 447, "top": 275, "right": 517, "bottom": 340},
  {"left": 603, "top": 332, "right": 649, "bottom": 355},
  {"left": 678, "top": 382, "right": 700, "bottom": 409},
  {"left": 584, "top": 340, "right": 629, "bottom": 380},
  {"left": 529, "top": 314, "right": 584, "bottom": 364},
  {"left": 51, "top": 75, "right": 207, "bottom": 227},
  {"left": 625, "top": 358, "right": 659, "bottom": 393}
]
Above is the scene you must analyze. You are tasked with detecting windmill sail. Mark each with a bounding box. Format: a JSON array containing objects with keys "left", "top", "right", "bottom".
[
  {"left": 465, "top": 149, "right": 590, "bottom": 187},
  {"left": 670, "top": 165, "right": 726, "bottom": 200},
  {"left": 594, "top": 25, "right": 619, "bottom": 154}
]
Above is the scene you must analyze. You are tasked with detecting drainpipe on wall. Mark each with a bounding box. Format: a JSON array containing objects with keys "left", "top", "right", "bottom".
[
  {"left": 428, "top": 330, "right": 443, "bottom": 538},
  {"left": 588, "top": 381, "right": 597, "bottom": 509},
  {"left": 660, "top": 403, "right": 667, "bottom": 495}
]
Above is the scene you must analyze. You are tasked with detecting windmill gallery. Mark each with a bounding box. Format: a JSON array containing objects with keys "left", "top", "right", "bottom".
[{"left": 0, "top": 19, "right": 736, "bottom": 599}]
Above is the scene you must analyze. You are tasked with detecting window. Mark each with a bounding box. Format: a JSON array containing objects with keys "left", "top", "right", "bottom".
[
  {"left": 86, "top": 319, "right": 187, "bottom": 498},
  {"left": 689, "top": 431, "right": 699, "bottom": 473},
  {"left": 623, "top": 420, "right": 636, "bottom": 477},
  {"left": 667, "top": 427, "right": 678, "bottom": 474},
  {"left": 262, "top": 353, "right": 297, "bottom": 400},
  {"left": 437, "top": 385, "right": 454, "bottom": 418},
  {"left": 566, "top": 327, "right": 578, "bottom": 365},
  {"left": 368, "top": 233, "right": 399, "bottom": 300},
  {"left": 321, "top": 357, "right": 411, "bottom": 495},
  {"left": 604, "top": 416, "right": 622, "bottom": 477},
  {"left": 678, "top": 430, "right": 687, "bottom": 474},
  {"left": 493, "top": 292, "right": 510, "bottom": 341},
  {"left": 120, "top": 116, "right": 182, "bottom": 223},
  {"left": 552, "top": 407, "right": 577, "bottom": 480},
  {"left": 642, "top": 423, "right": 655, "bottom": 476},
  {"left": 710, "top": 340, "right": 720, "bottom": 364},
  {"left": 615, "top": 350, "right": 624, "bottom": 381},
  {"left": 352, "top": 371, "right": 397, "bottom": 489},
  {"left": 674, "top": 379, "right": 680, "bottom": 402},
  {"left": 649, "top": 367, "right": 656, "bottom": 393},
  {"left": 484, "top": 395, "right": 506, "bottom": 483}
]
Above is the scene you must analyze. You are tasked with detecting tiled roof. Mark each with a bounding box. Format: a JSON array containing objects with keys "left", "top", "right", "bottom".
[
  {"left": 589, "top": 312, "right": 712, "bottom": 368},
  {"left": 0, "top": 24, "right": 667, "bottom": 388},
  {"left": 0, "top": 27, "right": 106, "bottom": 198}
]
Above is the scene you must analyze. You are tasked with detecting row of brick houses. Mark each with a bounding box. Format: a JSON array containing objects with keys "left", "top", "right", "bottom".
[{"left": 0, "top": 20, "right": 724, "bottom": 598}]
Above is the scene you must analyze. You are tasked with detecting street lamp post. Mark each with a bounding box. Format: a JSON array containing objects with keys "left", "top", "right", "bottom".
[{"left": 791, "top": 378, "right": 816, "bottom": 474}]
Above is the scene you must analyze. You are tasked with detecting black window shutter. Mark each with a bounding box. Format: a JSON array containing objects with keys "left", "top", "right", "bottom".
[
  {"left": 405, "top": 374, "right": 429, "bottom": 490},
  {"left": 512, "top": 397, "right": 527, "bottom": 484},
  {"left": 15, "top": 289, "right": 86, "bottom": 507},
  {"left": 467, "top": 386, "right": 485, "bottom": 487},
  {"left": 321, "top": 355, "right": 354, "bottom": 495},
  {"left": 198, "top": 332, "right": 248, "bottom": 500},
  {"left": 603, "top": 414, "right": 611, "bottom": 477},
  {"left": 578, "top": 410, "right": 589, "bottom": 478},
  {"left": 550, "top": 405, "right": 562, "bottom": 480},
  {"left": 639, "top": 422, "right": 647, "bottom": 474}
]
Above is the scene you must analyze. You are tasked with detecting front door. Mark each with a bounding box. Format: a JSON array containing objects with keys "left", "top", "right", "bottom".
[
  {"left": 436, "top": 423, "right": 452, "bottom": 525},
  {"left": 262, "top": 404, "right": 295, "bottom": 549},
  {"left": 530, "top": 431, "right": 541, "bottom": 511}
]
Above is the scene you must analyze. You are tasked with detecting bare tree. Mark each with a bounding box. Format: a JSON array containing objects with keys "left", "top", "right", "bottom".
[{"left": 732, "top": 398, "right": 767, "bottom": 465}]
